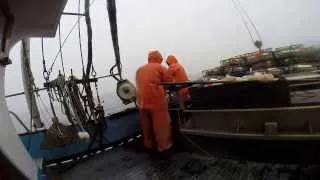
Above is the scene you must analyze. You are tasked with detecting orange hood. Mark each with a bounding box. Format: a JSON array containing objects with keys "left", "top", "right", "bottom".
[
  {"left": 166, "top": 55, "right": 178, "bottom": 66},
  {"left": 148, "top": 50, "right": 163, "bottom": 64}
]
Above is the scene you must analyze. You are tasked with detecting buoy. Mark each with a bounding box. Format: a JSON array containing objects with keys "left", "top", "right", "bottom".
[{"left": 78, "top": 131, "right": 90, "bottom": 140}]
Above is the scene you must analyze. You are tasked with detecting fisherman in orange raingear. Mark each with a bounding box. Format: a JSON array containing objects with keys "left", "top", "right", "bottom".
[
  {"left": 136, "top": 50, "right": 174, "bottom": 153},
  {"left": 166, "top": 55, "right": 190, "bottom": 102}
]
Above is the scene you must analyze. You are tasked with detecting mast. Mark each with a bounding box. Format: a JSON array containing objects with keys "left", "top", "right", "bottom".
[{"left": 21, "top": 39, "right": 43, "bottom": 129}]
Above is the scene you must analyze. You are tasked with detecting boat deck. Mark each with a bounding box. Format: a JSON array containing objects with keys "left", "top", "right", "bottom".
[
  {"left": 40, "top": 88, "right": 320, "bottom": 180},
  {"left": 59, "top": 148, "right": 299, "bottom": 180},
  {"left": 46, "top": 138, "right": 320, "bottom": 180}
]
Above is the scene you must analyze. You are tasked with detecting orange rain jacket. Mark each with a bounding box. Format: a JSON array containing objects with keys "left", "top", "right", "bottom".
[
  {"left": 136, "top": 50, "right": 173, "bottom": 151},
  {"left": 166, "top": 55, "right": 190, "bottom": 102}
]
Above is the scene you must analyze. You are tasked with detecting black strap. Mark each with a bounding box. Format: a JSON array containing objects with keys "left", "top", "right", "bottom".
[{"left": 107, "top": 0, "right": 122, "bottom": 80}]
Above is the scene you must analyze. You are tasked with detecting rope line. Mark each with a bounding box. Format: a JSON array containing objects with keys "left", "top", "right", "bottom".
[
  {"left": 235, "top": 0, "right": 262, "bottom": 41},
  {"left": 231, "top": 0, "right": 263, "bottom": 49},
  {"left": 231, "top": 0, "right": 255, "bottom": 44},
  {"left": 78, "top": 0, "right": 85, "bottom": 74},
  {"left": 47, "top": 0, "right": 98, "bottom": 75},
  {"left": 8, "top": 111, "right": 31, "bottom": 133},
  {"left": 58, "top": 22, "right": 66, "bottom": 76}
]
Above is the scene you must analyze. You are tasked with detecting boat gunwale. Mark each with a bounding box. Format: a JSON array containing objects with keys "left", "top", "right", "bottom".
[
  {"left": 181, "top": 128, "right": 320, "bottom": 140},
  {"left": 183, "top": 104, "right": 320, "bottom": 113}
]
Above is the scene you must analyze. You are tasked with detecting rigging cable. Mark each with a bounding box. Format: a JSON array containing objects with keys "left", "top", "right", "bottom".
[
  {"left": 42, "top": 0, "right": 99, "bottom": 123},
  {"left": 231, "top": 0, "right": 254, "bottom": 43},
  {"left": 58, "top": 22, "right": 66, "bottom": 76},
  {"left": 36, "top": 93, "right": 51, "bottom": 118},
  {"left": 235, "top": 0, "right": 262, "bottom": 41},
  {"left": 231, "top": 0, "right": 262, "bottom": 49},
  {"left": 106, "top": 0, "right": 123, "bottom": 81},
  {"left": 47, "top": 0, "right": 98, "bottom": 75},
  {"left": 41, "top": 38, "right": 48, "bottom": 79},
  {"left": 33, "top": 85, "right": 52, "bottom": 122},
  {"left": 5, "top": 73, "right": 117, "bottom": 99},
  {"left": 78, "top": 0, "right": 85, "bottom": 74},
  {"left": 175, "top": 111, "right": 214, "bottom": 157},
  {"left": 41, "top": 38, "right": 58, "bottom": 118}
]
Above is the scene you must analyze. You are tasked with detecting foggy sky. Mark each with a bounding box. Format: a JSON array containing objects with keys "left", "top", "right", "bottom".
[
  {"left": 4, "top": 0, "right": 320, "bottom": 131},
  {"left": 7, "top": 0, "right": 320, "bottom": 93}
]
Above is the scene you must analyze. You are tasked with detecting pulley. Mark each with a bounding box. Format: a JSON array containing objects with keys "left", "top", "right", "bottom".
[
  {"left": 254, "top": 40, "right": 263, "bottom": 50},
  {"left": 116, "top": 79, "right": 136, "bottom": 105}
]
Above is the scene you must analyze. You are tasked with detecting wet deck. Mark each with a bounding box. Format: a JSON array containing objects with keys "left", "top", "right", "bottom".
[
  {"left": 53, "top": 144, "right": 319, "bottom": 180},
  {"left": 46, "top": 89, "right": 320, "bottom": 180}
]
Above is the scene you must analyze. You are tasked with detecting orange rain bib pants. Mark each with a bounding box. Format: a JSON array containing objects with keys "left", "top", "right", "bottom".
[{"left": 136, "top": 50, "right": 174, "bottom": 152}]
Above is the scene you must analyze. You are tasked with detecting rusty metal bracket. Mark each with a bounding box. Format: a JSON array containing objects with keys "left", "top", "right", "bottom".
[{"left": 0, "top": 56, "right": 11, "bottom": 66}]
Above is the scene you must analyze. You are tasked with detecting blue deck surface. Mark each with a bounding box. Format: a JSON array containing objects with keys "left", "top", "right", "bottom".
[{"left": 19, "top": 110, "right": 140, "bottom": 161}]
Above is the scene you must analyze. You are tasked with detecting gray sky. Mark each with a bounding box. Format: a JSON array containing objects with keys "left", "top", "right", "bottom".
[{"left": 4, "top": 0, "right": 320, "bottom": 131}]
